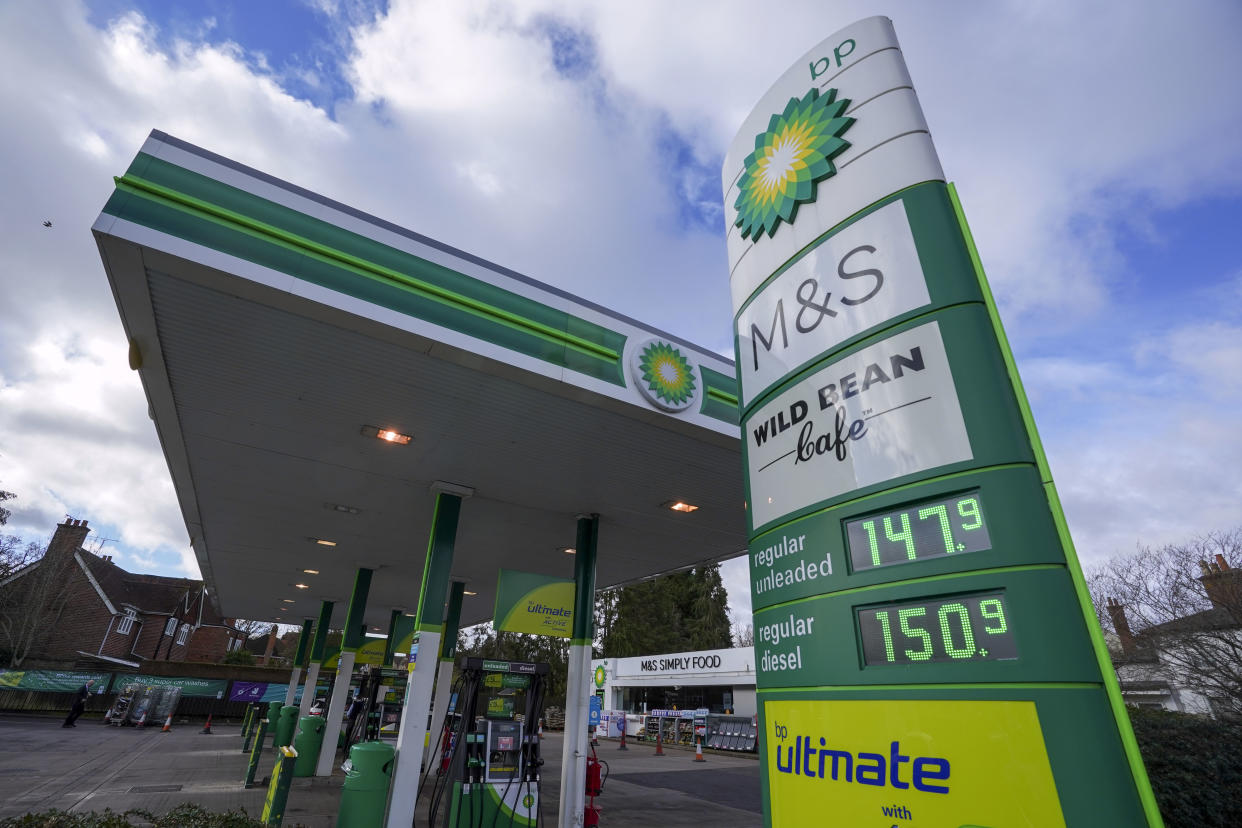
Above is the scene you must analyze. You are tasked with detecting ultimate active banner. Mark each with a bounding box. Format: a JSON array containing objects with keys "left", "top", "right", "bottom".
[{"left": 493, "top": 569, "right": 575, "bottom": 638}]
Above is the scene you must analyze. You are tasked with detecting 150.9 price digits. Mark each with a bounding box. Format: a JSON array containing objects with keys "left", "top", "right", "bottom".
[{"left": 858, "top": 592, "right": 1018, "bottom": 666}]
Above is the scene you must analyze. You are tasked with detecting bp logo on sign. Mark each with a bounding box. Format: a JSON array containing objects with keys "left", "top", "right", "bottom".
[
  {"left": 734, "top": 87, "right": 854, "bottom": 241},
  {"left": 593, "top": 665, "right": 606, "bottom": 688},
  {"left": 631, "top": 339, "right": 697, "bottom": 412}
]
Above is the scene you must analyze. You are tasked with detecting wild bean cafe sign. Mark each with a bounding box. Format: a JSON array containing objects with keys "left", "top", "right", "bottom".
[{"left": 724, "top": 16, "right": 1162, "bottom": 828}]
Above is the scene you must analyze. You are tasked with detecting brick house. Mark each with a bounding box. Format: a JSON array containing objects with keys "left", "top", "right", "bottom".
[
  {"left": 1107, "top": 553, "right": 1242, "bottom": 718},
  {"left": 0, "top": 518, "right": 246, "bottom": 669}
]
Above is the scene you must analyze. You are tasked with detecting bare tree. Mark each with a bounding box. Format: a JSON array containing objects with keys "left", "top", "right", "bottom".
[
  {"left": 0, "top": 534, "right": 41, "bottom": 581},
  {"left": 1088, "top": 529, "right": 1242, "bottom": 717},
  {"left": 732, "top": 620, "right": 754, "bottom": 647},
  {"left": 0, "top": 536, "right": 76, "bottom": 668}
]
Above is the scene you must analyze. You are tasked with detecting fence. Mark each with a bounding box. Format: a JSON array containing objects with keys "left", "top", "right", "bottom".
[{"left": 0, "top": 668, "right": 329, "bottom": 722}]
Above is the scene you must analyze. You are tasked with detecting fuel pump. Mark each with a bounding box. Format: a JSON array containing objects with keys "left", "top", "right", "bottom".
[{"left": 422, "top": 657, "right": 549, "bottom": 828}]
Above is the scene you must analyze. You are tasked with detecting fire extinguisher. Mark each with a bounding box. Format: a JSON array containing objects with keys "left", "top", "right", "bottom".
[
  {"left": 585, "top": 740, "right": 607, "bottom": 826},
  {"left": 586, "top": 754, "right": 603, "bottom": 797}
]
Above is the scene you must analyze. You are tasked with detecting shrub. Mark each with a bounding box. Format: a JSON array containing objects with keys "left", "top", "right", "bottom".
[
  {"left": 221, "top": 649, "right": 255, "bottom": 666},
  {"left": 1130, "top": 706, "right": 1242, "bottom": 828},
  {"left": 0, "top": 804, "right": 298, "bottom": 827}
]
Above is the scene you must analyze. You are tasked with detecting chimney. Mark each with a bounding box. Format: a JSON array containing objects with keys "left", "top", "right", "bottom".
[
  {"left": 1199, "top": 556, "right": 1242, "bottom": 620},
  {"left": 1105, "top": 598, "right": 1136, "bottom": 655},
  {"left": 261, "top": 624, "right": 279, "bottom": 665},
  {"left": 47, "top": 518, "right": 92, "bottom": 560}
]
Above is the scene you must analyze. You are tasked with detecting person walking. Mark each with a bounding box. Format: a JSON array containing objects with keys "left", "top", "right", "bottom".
[{"left": 62, "top": 680, "right": 94, "bottom": 727}]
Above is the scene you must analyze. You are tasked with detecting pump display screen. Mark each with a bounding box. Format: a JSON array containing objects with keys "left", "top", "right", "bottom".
[
  {"left": 845, "top": 491, "right": 991, "bottom": 571},
  {"left": 857, "top": 592, "right": 1017, "bottom": 666}
]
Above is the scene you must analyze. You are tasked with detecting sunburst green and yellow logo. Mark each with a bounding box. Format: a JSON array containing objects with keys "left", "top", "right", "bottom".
[
  {"left": 733, "top": 87, "right": 854, "bottom": 241},
  {"left": 632, "top": 339, "right": 697, "bottom": 412},
  {"left": 594, "top": 665, "right": 606, "bottom": 688}
]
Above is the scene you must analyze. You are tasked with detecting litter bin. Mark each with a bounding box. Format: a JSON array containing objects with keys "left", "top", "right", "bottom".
[
  {"left": 274, "top": 705, "right": 299, "bottom": 750},
  {"left": 338, "top": 741, "right": 395, "bottom": 827},
  {"left": 292, "top": 716, "right": 326, "bottom": 777}
]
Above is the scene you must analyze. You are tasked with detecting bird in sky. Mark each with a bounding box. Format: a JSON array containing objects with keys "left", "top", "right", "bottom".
[{"left": 42, "top": 220, "right": 52, "bottom": 228}]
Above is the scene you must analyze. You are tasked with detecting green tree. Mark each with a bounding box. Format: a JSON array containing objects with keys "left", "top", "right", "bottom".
[
  {"left": 600, "top": 565, "right": 732, "bottom": 657},
  {"left": 0, "top": 485, "right": 15, "bottom": 526}
]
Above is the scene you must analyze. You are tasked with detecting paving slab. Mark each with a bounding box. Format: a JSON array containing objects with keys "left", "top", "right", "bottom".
[{"left": 1, "top": 716, "right": 762, "bottom": 827}]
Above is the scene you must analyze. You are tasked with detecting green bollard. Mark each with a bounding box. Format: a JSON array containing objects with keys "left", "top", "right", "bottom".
[
  {"left": 338, "top": 741, "right": 395, "bottom": 827},
  {"left": 245, "top": 718, "right": 269, "bottom": 788},
  {"left": 292, "top": 716, "right": 326, "bottom": 777},
  {"left": 243, "top": 706, "right": 261, "bottom": 754},
  {"left": 273, "top": 705, "right": 299, "bottom": 751},
  {"left": 241, "top": 705, "right": 254, "bottom": 740},
  {"left": 261, "top": 745, "right": 297, "bottom": 826}
]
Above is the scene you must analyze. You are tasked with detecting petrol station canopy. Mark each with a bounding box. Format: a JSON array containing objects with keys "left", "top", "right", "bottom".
[{"left": 93, "top": 131, "right": 746, "bottom": 633}]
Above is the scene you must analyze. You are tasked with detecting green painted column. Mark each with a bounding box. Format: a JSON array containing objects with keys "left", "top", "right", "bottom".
[
  {"left": 558, "top": 513, "right": 599, "bottom": 828},
  {"left": 426, "top": 581, "right": 466, "bottom": 776},
  {"left": 298, "top": 601, "right": 334, "bottom": 720},
  {"left": 382, "top": 609, "right": 402, "bottom": 667},
  {"left": 283, "top": 618, "right": 314, "bottom": 706},
  {"left": 317, "top": 568, "right": 372, "bottom": 776},
  {"left": 385, "top": 487, "right": 468, "bottom": 828}
]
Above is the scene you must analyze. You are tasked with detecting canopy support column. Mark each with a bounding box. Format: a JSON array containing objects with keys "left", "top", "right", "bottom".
[
  {"left": 559, "top": 513, "right": 599, "bottom": 828},
  {"left": 424, "top": 580, "right": 465, "bottom": 783},
  {"left": 316, "top": 568, "right": 372, "bottom": 776},
  {"left": 283, "top": 618, "right": 313, "bottom": 707},
  {"left": 299, "top": 600, "right": 334, "bottom": 720},
  {"left": 381, "top": 609, "right": 402, "bottom": 667},
  {"left": 385, "top": 486, "right": 469, "bottom": 828}
]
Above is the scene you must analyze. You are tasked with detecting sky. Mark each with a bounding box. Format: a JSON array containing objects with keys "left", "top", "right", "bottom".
[{"left": 1, "top": 0, "right": 1240, "bottom": 630}]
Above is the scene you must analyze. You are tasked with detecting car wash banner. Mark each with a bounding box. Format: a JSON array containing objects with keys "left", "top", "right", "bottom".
[
  {"left": 492, "top": 569, "right": 575, "bottom": 638},
  {"left": 0, "top": 669, "right": 110, "bottom": 693},
  {"left": 723, "top": 15, "right": 1161, "bottom": 828},
  {"left": 126, "top": 674, "right": 230, "bottom": 698}
]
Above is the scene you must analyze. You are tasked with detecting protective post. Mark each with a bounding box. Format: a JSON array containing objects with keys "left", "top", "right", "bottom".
[
  {"left": 299, "top": 601, "right": 334, "bottom": 720},
  {"left": 261, "top": 745, "right": 297, "bottom": 826},
  {"left": 284, "top": 618, "right": 313, "bottom": 707},
  {"left": 316, "top": 567, "right": 372, "bottom": 776},
  {"left": 384, "top": 487, "right": 467, "bottom": 828},
  {"left": 424, "top": 580, "right": 465, "bottom": 782},
  {"left": 245, "top": 717, "right": 270, "bottom": 788},
  {"left": 559, "top": 513, "right": 599, "bottom": 828}
]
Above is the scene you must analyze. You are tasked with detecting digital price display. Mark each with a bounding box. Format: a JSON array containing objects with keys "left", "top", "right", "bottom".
[
  {"left": 857, "top": 592, "right": 1017, "bottom": 666},
  {"left": 845, "top": 491, "right": 991, "bottom": 571}
]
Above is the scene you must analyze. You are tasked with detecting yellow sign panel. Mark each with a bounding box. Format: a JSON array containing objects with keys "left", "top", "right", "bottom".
[{"left": 765, "top": 699, "right": 1064, "bottom": 828}]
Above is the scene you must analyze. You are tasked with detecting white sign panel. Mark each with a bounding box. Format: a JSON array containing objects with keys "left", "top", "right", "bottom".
[
  {"left": 735, "top": 200, "right": 929, "bottom": 409},
  {"left": 745, "top": 321, "right": 971, "bottom": 528},
  {"left": 724, "top": 16, "right": 943, "bottom": 313}
]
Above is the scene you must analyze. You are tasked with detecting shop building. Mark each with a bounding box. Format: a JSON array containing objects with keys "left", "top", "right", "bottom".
[{"left": 590, "top": 646, "right": 756, "bottom": 717}]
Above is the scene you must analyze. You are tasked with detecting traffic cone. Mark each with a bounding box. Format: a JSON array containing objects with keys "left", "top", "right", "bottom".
[
  {"left": 200, "top": 714, "right": 213, "bottom": 734},
  {"left": 135, "top": 711, "right": 147, "bottom": 728},
  {"left": 694, "top": 737, "right": 706, "bottom": 762},
  {"left": 161, "top": 714, "right": 173, "bottom": 732}
]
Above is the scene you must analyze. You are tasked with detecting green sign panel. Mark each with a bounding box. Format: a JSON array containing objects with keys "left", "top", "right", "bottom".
[
  {"left": 492, "top": 569, "right": 575, "bottom": 638},
  {"left": 726, "top": 16, "right": 1160, "bottom": 828},
  {"left": 0, "top": 670, "right": 110, "bottom": 693},
  {"left": 127, "top": 674, "right": 229, "bottom": 698}
]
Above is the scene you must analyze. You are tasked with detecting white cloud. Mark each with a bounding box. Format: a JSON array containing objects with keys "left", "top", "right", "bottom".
[{"left": 1, "top": 0, "right": 1240, "bottom": 621}]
